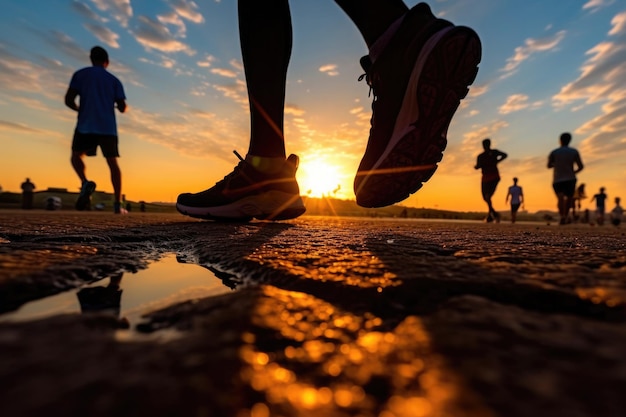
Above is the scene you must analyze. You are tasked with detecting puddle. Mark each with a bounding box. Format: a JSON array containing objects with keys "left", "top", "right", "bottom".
[{"left": 0, "top": 254, "right": 234, "bottom": 333}]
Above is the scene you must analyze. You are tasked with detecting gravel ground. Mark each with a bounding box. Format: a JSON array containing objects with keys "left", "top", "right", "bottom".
[{"left": 0, "top": 210, "right": 625, "bottom": 417}]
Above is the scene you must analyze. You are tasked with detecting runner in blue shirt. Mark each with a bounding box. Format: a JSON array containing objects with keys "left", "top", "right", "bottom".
[{"left": 65, "top": 46, "right": 127, "bottom": 213}]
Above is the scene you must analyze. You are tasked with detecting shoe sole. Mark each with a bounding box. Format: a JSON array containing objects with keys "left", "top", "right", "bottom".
[
  {"left": 75, "top": 182, "right": 96, "bottom": 211},
  {"left": 176, "top": 190, "right": 306, "bottom": 222},
  {"left": 356, "top": 26, "right": 482, "bottom": 208}
]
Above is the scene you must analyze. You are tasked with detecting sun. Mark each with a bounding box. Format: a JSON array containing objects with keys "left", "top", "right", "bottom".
[{"left": 297, "top": 158, "right": 346, "bottom": 198}]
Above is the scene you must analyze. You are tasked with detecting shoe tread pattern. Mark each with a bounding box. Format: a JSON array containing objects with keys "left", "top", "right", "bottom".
[{"left": 359, "top": 27, "right": 481, "bottom": 207}]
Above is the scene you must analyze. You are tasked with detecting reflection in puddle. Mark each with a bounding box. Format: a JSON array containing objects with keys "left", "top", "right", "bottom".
[{"left": 0, "top": 254, "right": 233, "bottom": 329}]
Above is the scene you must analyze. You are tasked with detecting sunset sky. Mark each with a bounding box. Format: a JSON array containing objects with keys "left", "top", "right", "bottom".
[{"left": 1, "top": 0, "right": 625, "bottom": 213}]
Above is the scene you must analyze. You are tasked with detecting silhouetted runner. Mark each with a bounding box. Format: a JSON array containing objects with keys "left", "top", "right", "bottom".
[
  {"left": 505, "top": 177, "right": 524, "bottom": 224},
  {"left": 547, "top": 132, "right": 583, "bottom": 225},
  {"left": 65, "top": 46, "right": 127, "bottom": 214},
  {"left": 590, "top": 187, "right": 608, "bottom": 226},
  {"left": 474, "top": 138, "right": 507, "bottom": 222}
]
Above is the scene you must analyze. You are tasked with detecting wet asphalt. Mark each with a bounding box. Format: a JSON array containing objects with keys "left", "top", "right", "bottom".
[{"left": 0, "top": 209, "right": 625, "bottom": 417}]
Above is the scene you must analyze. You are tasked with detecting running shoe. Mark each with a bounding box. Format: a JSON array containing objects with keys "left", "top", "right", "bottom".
[
  {"left": 176, "top": 151, "right": 306, "bottom": 221},
  {"left": 354, "top": 2, "right": 482, "bottom": 207},
  {"left": 75, "top": 180, "right": 96, "bottom": 211}
]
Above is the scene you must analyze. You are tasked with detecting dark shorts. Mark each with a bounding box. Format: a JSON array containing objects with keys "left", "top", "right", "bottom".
[
  {"left": 552, "top": 179, "right": 576, "bottom": 197},
  {"left": 72, "top": 130, "right": 119, "bottom": 158},
  {"left": 511, "top": 203, "right": 521, "bottom": 213},
  {"left": 481, "top": 179, "right": 499, "bottom": 201}
]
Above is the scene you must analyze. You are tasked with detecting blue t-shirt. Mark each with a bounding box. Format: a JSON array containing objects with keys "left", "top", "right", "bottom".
[{"left": 69, "top": 66, "right": 125, "bottom": 136}]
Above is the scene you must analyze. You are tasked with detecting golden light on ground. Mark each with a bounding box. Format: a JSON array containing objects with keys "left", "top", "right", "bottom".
[
  {"left": 297, "top": 158, "right": 348, "bottom": 199},
  {"left": 238, "top": 286, "right": 493, "bottom": 417}
]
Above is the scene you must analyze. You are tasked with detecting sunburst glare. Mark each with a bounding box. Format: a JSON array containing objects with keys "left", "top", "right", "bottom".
[{"left": 297, "top": 159, "right": 347, "bottom": 199}]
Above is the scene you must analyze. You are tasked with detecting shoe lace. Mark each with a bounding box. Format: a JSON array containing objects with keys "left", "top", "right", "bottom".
[
  {"left": 214, "top": 150, "right": 247, "bottom": 187},
  {"left": 357, "top": 55, "right": 375, "bottom": 98}
]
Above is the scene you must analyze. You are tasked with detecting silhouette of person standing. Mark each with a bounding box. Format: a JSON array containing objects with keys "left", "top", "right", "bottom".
[
  {"left": 505, "top": 177, "right": 524, "bottom": 223},
  {"left": 20, "top": 178, "right": 36, "bottom": 209},
  {"left": 65, "top": 46, "right": 127, "bottom": 214},
  {"left": 475, "top": 138, "right": 507, "bottom": 222},
  {"left": 547, "top": 132, "right": 583, "bottom": 225}
]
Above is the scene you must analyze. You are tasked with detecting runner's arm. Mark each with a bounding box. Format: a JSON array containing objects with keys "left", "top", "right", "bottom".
[
  {"left": 574, "top": 153, "right": 584, "bottom": 174},
  {"left": 116, "top": 98, "right": 127, "bottom": 113},
  {"left": 64, "top": 88, "right": 79, "bottom": 112}
]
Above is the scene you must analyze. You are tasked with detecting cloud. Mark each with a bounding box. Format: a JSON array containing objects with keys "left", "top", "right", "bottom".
[
  {"left": 132, "top": 0, "right": 206, "bottom": 55},
  {"left": 609, "top": 10, "right": 626, "bottom": 36},
  {"left": 576, "top": 92, "right": 626, "bottom": 158},
  {"left": 133, "top": 15, "right": 196, "bottom": 55},
  {"left": 285, "top": 104, "right": 305, "bottom": 116},
  {"left": 501, "top": 30, "right": 566, "bottom": 77},
  {"left": 0, "top": 44, "right": 65, "bottom": 101},
  {"left": 229, "top": 59, "right": 243, "bottom": 72},
  {"left": 71, "top": 1, "right": 106, "bottom": 22},
  {"left": 468, "top": 84, "right": 489, "bottom": 98},
  {"left": 189, "top": 81, "right": 211, "bottom": 97},
  {"left": 212, "top": 80, "right": 248, "bottom": 107},
  {"left": 139, "top": 55, "right": 177, "bottom": 69},
  {"left": 11, "top": 97, "right": 50, "bottom": 112},
  {"left": 89, "top": 0, "right": 132, "bottom": 28},
  {"left": 319, "top": 64, "right": 339, "bottom": 76},
  {"left": 168, "top": 0, "right": 205, "bottom": 24},
  {"left": 158, "top": 11, "right": 187, "bottom": 38},
  {"left": 197, "top": 54, "right": 216, "bottom": 68},
  {"left": 504, "top": 154, "right": 549, "bottom": 178},
  {"left": 436, "top": 119, "right": 510, "bottom": 176},
  {"left": 0, "top": 30, "right": 142, "bottom": 105},
  {"left": 120, "top": 106, "right": 248, "bottom": 161},
  {"left": 459, "top": 83, "right": 489, "bottom": 111},
  {"left": 47, "top": 30, "right": 88, "bottom": 63},
  {"left": 553, "top": 12, "right": 626, "bottom": 108},
  {"left": 552, "top": 11, "right": 626, "bottom": 159},
  {"left": 0, "top": 119, "right": 41, "bottom": 133},
  {"left": 210, "top": 68, "right": 238, "bottom": 78},
  {"left": 83, "top": 23, "right": 121, "bottom": 48},
  {"left": 460, "top": 120, "right": 510, "bottom": 153},
  {"left": 583, "top": 0, "right": 615, "bottom": 12},
  {"left": 498, "top": 94, "right": 543, "bottom": 114}
]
